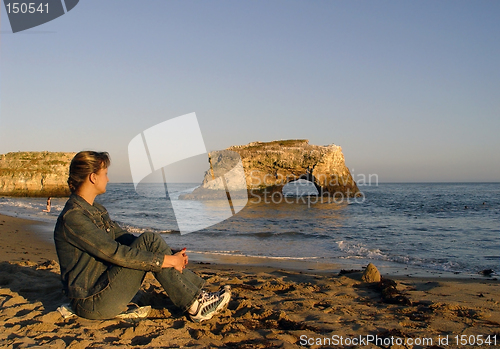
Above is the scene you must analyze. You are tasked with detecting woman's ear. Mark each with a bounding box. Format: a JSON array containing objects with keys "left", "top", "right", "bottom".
[{"left": 89, "top": 172, "right": 97, "bottom": 184}]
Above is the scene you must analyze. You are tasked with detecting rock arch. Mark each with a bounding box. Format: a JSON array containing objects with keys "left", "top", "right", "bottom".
[
  {"left": 183, "top": 140, "right": 359, "bottom": 199},
  {"left": 282, "top": 177, "right": 320, "bottom": 196}
]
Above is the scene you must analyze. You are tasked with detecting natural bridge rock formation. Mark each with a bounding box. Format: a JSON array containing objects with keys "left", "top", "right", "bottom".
[
  {"left": 182, "top": 140, "right": 359, "bottom": 200},
  {"left": 0, "top": 152, "right": 75, "bottom": 197}
]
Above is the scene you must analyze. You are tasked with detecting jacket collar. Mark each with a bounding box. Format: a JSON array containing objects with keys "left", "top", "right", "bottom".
[{"left": 70, "top": 193, "right": 102, "bottom": 215}]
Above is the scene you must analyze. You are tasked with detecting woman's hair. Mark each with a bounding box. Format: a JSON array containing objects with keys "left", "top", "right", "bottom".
[{"left": 68, "top": 151, "right": 111, "bottom": 193}]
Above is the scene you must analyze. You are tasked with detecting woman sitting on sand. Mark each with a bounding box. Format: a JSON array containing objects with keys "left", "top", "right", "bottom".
[{"left": 54, "top": 151, "right": 231, "bottom": 321}]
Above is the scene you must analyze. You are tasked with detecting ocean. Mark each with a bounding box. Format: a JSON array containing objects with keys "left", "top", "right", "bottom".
[{"left": 0, "top": 183, "right": 498, "bottom": 277}]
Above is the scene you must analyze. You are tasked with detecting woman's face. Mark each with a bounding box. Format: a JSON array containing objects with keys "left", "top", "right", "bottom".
[{"left": 94, "top": 167, "right": 109, "bottom": 195}]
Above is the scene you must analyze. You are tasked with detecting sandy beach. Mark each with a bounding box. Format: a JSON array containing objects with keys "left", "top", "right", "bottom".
[{"left": 0, "top": 213, "right": 499, "bottom": 349}]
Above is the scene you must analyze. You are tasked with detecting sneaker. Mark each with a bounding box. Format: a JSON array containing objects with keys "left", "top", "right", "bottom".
[{"left": 189, "top": 285, "right": 231, "bottom": 323}]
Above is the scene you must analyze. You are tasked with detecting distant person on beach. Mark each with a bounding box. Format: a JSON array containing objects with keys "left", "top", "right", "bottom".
[
  {"left": 54, "top": 151, "right": 231, "bottom": 321},
  {"left": 43, "top": 197, "right": 51, "bottom": 213}
]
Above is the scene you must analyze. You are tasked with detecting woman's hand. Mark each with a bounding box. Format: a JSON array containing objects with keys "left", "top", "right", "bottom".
[{"left": 161, "top": 248, "right": 188, "bottom": 273}]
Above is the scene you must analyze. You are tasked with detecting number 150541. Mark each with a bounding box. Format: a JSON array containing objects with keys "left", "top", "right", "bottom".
[{"left": 6, "top": 3, "right": 49, "bottom": 14}]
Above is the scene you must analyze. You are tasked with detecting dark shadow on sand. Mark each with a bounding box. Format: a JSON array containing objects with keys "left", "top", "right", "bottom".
[{"left": 0, "top": 260, "right": 64, "bottom": 313}]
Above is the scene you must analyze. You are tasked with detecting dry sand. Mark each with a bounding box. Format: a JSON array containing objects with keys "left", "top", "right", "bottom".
[{"left": 0, "top": 214, "right": 499, "bottom": 349}]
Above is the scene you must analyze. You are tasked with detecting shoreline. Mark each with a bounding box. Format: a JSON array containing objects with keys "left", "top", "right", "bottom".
[
  {"left": 1, "top": 214, "right": 499, "bottom": 348},
  {"left": 189, "top": 251, "right": 493, "bottom": 280},
  {"left": 0, "top": 213, "right": 494, "bottom": 280}
]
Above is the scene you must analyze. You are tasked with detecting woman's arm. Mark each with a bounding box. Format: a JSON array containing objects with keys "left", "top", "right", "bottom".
[{"left": 62, "top": 210, "right": 164, "bottom": 272}]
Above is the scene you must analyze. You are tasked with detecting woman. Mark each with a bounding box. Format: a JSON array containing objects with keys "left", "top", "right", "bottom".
[
  {"left": 43, "top": 197, "right": 51, "bottom": 212},
  {"left": 54, "top": 151, "right": 230, "bottom": 321}
]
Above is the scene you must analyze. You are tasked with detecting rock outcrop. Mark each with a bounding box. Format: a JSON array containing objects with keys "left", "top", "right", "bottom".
[
  {"left": 362, "top": 263, "right": 381, "bottom": 283},
  {"left": 0, "top": 152, "right": 75, "bottom": 197},
  {"left": 182, "top": 139, "right": 359, "bottom": 200}
]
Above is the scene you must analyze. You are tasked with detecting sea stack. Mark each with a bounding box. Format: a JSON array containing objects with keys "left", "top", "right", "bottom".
[{"left": 182, "top": 139, "right": 359, "bottom": 200}]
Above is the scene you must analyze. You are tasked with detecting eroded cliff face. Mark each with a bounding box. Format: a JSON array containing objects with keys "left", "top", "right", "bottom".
[
  {"left": 0, "top": 152, "right": 75, "bottom": 197},
  {"left": 184, "top": 139, "right": 359, "bottom": 199}
]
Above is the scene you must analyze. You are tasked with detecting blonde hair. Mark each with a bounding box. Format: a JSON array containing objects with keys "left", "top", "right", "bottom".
[{"left": 68, "top": 151, "right": 110, "bottom": 193}]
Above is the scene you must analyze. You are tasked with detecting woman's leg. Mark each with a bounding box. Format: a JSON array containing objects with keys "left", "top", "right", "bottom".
[
  {"left": 153, "top": 265, "right": 205, "bottom": 312},
  {"left": 138, "top": 232, "right": 205, "bottom": 311},
  {"left": 71, "top": 266, "right": 146, "bottom": 320},
  {"left": 72, "top": 232, "right": 204, "bottom": 319}
]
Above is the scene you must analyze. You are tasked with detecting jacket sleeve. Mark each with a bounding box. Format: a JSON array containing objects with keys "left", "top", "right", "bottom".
[
  {"left": 111, "top": 221, "right": 138, "bottom": 246},
  {"left": 62, "top": 209, "right": 164, "bottom": 272}
]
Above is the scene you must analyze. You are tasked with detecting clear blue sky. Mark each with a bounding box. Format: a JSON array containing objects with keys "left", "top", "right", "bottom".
[{"left": 1, "top": 0, "right": 499, "bottom": 183}]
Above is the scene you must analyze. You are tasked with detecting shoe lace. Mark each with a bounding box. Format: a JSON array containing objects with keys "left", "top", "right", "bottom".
[
  {"left": 199, "top": 289, "right": 222, "bottom": 303},
  {"left": 197, "top": 290, "right": 225, "bottom": 315}
]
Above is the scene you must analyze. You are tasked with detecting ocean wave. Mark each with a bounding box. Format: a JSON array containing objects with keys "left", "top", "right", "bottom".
[
  {"left": 118, "top": 223, "right": 179, "bottom": 235},
  {"left": 240, "top": 231, "right": 329, "bottom": 239},
  {"left": 335, "top": 240, "right": 480, "bottom": 274},
  {"left": 336, "top": 240, "right": 386, "bottom": 259},
  {"left": 194, "top": 250, "right": 322, "bottom": 261}
]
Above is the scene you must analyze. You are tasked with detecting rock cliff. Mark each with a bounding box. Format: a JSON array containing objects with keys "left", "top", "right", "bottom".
[
  {"left": 0, "top": 152, "right": 75, "bottom": 197},
  {"left": 182, "top": 140, "right": 359, "bottom": 200}
]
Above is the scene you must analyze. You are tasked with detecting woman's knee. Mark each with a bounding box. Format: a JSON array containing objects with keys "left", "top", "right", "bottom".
[{"left": 133, "top": 231, "right": 172, "bottom": 254}]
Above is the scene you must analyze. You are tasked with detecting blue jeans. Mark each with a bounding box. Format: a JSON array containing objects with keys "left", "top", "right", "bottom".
[{"left": 70, "top": 232, "right": 205, "bottom": 320}]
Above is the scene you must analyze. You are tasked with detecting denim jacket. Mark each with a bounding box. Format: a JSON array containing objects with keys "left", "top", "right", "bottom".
[{"left": 54, "top": 194, "right": 164, "bottom": 299}]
